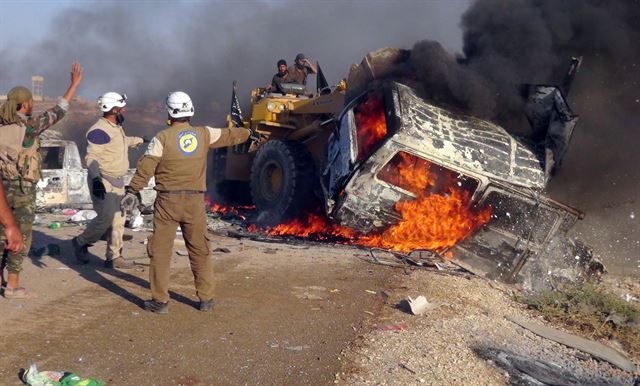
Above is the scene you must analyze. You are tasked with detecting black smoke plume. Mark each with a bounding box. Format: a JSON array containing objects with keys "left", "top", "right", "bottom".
[{"left": 409, "top": 0, "right": 640, "bottom": 272}]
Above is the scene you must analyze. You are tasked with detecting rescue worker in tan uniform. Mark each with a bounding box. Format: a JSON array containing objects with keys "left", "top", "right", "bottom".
[
  {"left": 72, "top": 92, "right": 144, "bottom": 268},
  {"left": 122, "top": 91, "right": 250, "bottom": 313}
]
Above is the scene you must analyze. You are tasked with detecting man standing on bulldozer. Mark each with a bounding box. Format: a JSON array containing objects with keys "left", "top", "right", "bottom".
[
  {"left": 121, "top": 91, "right": 251, "bottom": 314},
  {"left": 72, "top": 92, "right": 144, "bottom": 269},
  {"left": 288, "top": 53, "right": 317, "bottom": 86},
  {"left": 268, "top": 59, "right": 290, "bottom": 93}
]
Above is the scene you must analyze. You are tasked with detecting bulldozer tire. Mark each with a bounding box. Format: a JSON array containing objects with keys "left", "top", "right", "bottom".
[{"left": 250, "top": 140, "right": 316, "bottom": 224}]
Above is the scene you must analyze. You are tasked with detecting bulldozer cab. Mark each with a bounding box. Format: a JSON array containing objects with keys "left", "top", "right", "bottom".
[{"left": 212, "top": 67, "right": 347, "bottom": 223}]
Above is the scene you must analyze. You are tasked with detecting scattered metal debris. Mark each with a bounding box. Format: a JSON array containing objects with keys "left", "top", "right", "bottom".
[{"left": 506, "top": 315, "right": 637, "bottom": 373}]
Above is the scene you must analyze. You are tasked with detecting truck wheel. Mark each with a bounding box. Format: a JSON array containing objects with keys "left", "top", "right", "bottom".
[{"left": 250, "top": 140, "right": 316, "bottom": 224}]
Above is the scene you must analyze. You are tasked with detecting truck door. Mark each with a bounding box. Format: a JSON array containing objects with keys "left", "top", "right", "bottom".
[{"left": 38, "top": 145, "right": 68, "bottom": 206}]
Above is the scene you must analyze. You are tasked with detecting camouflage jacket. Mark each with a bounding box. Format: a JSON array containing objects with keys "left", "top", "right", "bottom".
[{"left": 7, "top": 99, "right": 68, "bottom": 182}]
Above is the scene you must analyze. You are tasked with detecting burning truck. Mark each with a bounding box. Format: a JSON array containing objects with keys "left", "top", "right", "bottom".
[{"left": 213, "top": 48, "right": 593, "bottom": 283}]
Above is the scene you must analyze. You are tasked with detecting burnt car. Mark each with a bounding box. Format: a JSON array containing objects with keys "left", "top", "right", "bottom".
[
  {"left": 37, "top": 139, "right": 156, "bottom": 210},
  {"left": 323, "top": 81, "right": 584, "bottom": 282}
]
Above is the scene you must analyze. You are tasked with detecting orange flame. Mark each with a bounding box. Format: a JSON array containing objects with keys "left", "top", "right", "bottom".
[
  {"left": 250, "top": 213, "right": 358, "bottom": 240},
  {"left": 248, "top": 94, "right": 491, "bottom": 253},
  {"left": 252, "top": 151, "right": 491, "bottom": 253},
  {"left": 355, "top": 92, "right": 387, "bottom": 162},
  {"left": 210, "top": 203, "right": 255, "bottom": 221}
]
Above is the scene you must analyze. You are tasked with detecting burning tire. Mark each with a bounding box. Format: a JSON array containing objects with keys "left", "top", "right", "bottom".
[{"left": 250, "top": 139, "right": 317, "bottom": 224}]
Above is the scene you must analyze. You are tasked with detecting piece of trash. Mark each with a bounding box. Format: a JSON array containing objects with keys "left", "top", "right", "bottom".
[
  {"left": 506, "top": 315, "right": 637, "bottom": 373},
  {"left": 212, "top": 247, "right": 231, "bottom": 253},
  {"left": 400, "top": 295, "right": 439, "bottom": 315},
  {"left": 176, "top": 250, "right": 188, "bottom": 256},
  {"left": 22, "top": 363, "right": 105, "bottom": 386},
  {"left": 131, "top": 214, "right": 144, "bottom": 229},
  {"left": 33, "top": 215, "right": 42, "bottom": 225},
  {"left": 376, "top": 323, "right": 409, "bottom": 331},
  {"left": 62, "top": 208, "right": 78, "bottom": 216},
  {"left": 70, "top": 209, "right": 98, "bottom": 223},
  {"left": 364, "top": 310, "right": 375, "bottom": 316},
  {"left": 22, "top": 363, "right": 64, "bottom": 385},
  {"left": 48, "top": 222, "right": 62, "bottom": 230},
  {"left": 55, "top": 267, "right": 70, "bottom": 270},
  {"left": 399, "top": 363, "right": 417, "bottom": 374},
  {"left": 329, "top": 289, "right": 340, "bottom": 293},
  {"left": 365, "top": 289, "right": 377, "bottom": 295}
]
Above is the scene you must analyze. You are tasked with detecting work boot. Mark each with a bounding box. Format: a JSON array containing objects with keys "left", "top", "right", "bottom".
[
  {"left": 71, "top": 237, "right": 89, "bottom": 264},
  {"left": 104, "top": 257, "right": 135, "bottom": 269},
  {"left": 199, "top": 299, "right": 215, "bottom": 312},
  {"left": 144, "top": 299, "right": 169, "bottom": 314}
]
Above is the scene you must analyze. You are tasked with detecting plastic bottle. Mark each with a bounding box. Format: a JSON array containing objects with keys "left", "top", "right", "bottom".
[{"left": 48, "top": 222, "right": 62, "bottom": 230}]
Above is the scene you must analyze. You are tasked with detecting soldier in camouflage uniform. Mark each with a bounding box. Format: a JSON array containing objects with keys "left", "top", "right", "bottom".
[
  {"left": 0, "top": 63, "right": 83, "bottom": 298},
  {"left": 0, "top": 179, "right": 23, "bottom": 255}
]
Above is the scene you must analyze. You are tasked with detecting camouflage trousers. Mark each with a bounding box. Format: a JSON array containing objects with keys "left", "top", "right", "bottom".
[
  {"left": 77, "top": 177, "right": 124, "bottom": 260},
  {"left": 0, "top": 180, "right": 35, "bottom": 273}
]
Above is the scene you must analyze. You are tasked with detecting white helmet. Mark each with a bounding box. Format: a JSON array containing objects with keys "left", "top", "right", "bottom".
[
  {"left": 166, "top": 91, "right": 194, "bottom": 118},
  {"left": 97, "top": 92, "right": 127, "bottom": 112}
]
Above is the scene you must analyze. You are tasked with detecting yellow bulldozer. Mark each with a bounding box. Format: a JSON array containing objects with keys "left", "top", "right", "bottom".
[{"left": 212, "top": 67, "right": 348, "bottom": 223}]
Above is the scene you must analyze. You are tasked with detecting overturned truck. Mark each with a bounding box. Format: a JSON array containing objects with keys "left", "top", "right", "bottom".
[{"left": 213, "top": 48, "right": 589, "bottom": 283}]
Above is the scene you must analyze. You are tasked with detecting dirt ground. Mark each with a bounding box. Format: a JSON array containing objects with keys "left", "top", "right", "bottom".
[
  {"left": 1, "top": 214, "right": 638, "bottom": 385},
  {"left": 0, "top": 214, "right": 392, "bottom": 385}
]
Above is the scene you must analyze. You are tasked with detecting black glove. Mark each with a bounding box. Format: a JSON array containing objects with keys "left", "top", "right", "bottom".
[
  {"left": 142, "top": 135, "right": 151, "bottom": 143},
  {"left": 92, "top": 177, "right": 106, "bottom": 200}
]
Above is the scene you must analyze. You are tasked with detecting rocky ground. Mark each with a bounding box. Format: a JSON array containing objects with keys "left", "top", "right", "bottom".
[
  {"left": 0, "top": 213, "right": 638, "bottom": 385},
  {"left": 336, "top": 270, "right": 639, "bottom": 385}
]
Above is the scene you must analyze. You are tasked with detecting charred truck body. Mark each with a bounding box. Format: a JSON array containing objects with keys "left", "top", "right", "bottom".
[{"left": 213, "top": 48, "right": 588, "bottom": 283}]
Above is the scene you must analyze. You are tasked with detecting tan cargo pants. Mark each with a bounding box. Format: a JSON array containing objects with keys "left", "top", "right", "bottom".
[
  {"left": 77, "top": 177, "right": 125, "bottom": 260},
  {"left": 147, "top": 192, "right": 213, "bottom": 303}
]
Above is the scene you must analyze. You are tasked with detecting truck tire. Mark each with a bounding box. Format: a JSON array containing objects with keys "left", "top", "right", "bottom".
[{"left": 250, "top": 140, "right": 317, "bottom": 224}]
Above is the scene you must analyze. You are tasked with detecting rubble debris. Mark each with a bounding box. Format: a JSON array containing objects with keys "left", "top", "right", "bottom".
[
  {"left": 21, "top": 363, "right": 105, "bottom": 386},
  {"left": 474, "top": 346, "right": 633, "bottom": 386},
  {"left": 69, "top": 210, "right": 97, "bottom": 223},
  {"left": 506, "top": 315, "right": 637, "bottom": 373},
  {"left": 399, "top": 295, "right": 441, "bottom": 316}
]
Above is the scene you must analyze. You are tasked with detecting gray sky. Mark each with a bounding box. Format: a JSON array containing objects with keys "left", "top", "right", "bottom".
[{"left": 0, "top": 0, "right": 470, "bottom": 99}]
